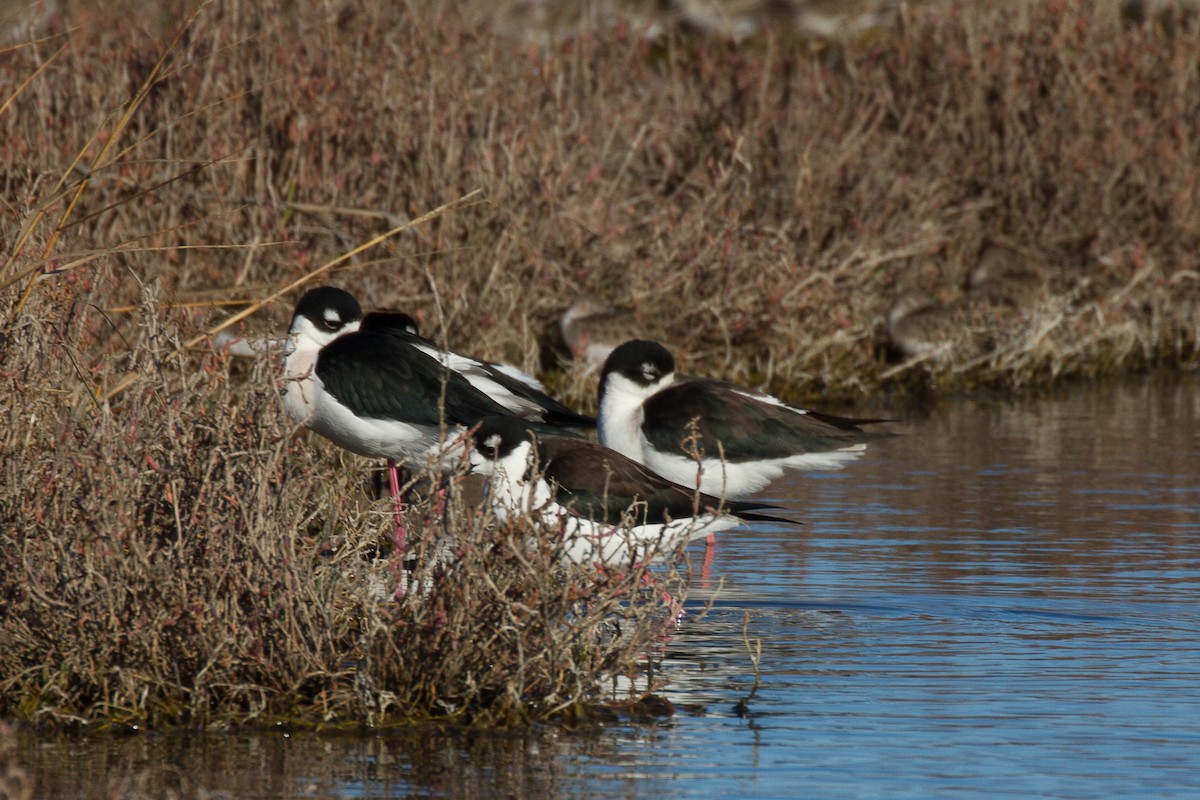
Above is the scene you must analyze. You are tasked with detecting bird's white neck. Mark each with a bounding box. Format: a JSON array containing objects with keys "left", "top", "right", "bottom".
[
  {"left": 597, "top": 373, "right": 653, "bottom": 463},
  {"left": 487, "top": 446, "right": 554, "bottom": 521}
]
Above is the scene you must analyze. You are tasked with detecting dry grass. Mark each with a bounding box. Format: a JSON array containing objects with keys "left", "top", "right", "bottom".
[
  {"left": 2, "top": 0, "right": 1200, "bottom": 728},
  {"left": 3, "top": 1, "right": 1198, "bottom": 399},
  {"left": 0, "top": 281, "right": 681, "bottom": 728}
]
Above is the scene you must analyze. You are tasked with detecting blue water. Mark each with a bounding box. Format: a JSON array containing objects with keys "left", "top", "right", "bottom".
[{"left": 14, "top": 376, "right": 1200, "bottom": 799}]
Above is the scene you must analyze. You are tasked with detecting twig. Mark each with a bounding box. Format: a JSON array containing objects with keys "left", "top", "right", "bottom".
[
  {"left": 733, "top": 610, "right": 762, "bottom": 717},
  {"left": 0, "top": 40, "right": 68, "bottom": 124},
  {"left": 879, "top": 347, "right": 946, "bottom": 379},
  {"left": 0, "top": 243, "right": 290, "bottom": 296},
  {"left": 198, "top": 192, "right": 412, "bottom": 230}
]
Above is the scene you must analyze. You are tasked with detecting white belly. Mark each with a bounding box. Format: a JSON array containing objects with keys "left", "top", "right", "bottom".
[{"left": 281, "top": 354, "right": 460, "bottom": 466}]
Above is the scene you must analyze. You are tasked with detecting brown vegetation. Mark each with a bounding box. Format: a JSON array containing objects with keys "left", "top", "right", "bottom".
[
  {"left": 0, "top": 285, "right": 681, "bottom": 727},
  {"left": 2, "top": 0, "right": 1200, "bottom": 728}
]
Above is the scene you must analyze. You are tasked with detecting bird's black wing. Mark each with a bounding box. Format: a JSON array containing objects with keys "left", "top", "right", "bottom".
[
  {"left": 316, "top": 330, "right": 516, "bottom": 425},
  {"left": 379, "top": 327, "right": 595, "bottom": 428},
  {"left": 642, "top": 381, "right": 877, "bottom": 463}
]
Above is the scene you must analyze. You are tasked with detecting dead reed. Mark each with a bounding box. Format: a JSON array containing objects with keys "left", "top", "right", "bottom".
[{"left": 2, "top": 0, "right": 1200, "bottom": 728}]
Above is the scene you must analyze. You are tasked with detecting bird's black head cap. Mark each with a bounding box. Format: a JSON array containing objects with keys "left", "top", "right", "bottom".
[
  {"left": 472, "top": 415, "right": 541, "bottom": 461},
  {"left": 293, "top": 286, "right": 364, "bottom": 334},
  {"left": 599, "top": 339, "right": 676, "bottom": 389}
]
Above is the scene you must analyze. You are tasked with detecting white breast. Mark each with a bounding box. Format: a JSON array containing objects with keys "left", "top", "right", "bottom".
[{"left": 281, "top": 345, "right": 320, "bottom": 426}]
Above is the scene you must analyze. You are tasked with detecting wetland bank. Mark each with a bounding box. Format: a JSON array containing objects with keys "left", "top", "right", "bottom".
[{"left": 2, "top": 0, "right": 1200, "bottom": 794}]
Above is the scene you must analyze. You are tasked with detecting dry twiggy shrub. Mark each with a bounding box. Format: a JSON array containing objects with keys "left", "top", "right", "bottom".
[{"left": 0, "top": 281, "right": 679, "bottom": 728}]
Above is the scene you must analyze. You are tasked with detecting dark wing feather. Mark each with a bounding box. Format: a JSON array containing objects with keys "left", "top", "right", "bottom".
[
  {"left": 642, "top": 381, "right": 873, "bottom": 463},
  {"left": 383, "top": 329, "right": 595, "bottom": 428},
  {"left": 316, "top": 330, "right": 515, "bottom": 425}
]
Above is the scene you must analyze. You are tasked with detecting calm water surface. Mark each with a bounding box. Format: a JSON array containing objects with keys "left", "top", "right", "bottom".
[{"left": 15, "top": 374, "right": 1200, "bottom": 799}]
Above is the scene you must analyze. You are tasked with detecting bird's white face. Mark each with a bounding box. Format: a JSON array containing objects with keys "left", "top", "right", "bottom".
[
  {"left": 471, "top": 435, "right": 549, "bottom": 517},
  {"left": 470, "top": 433, "right": 533, "bottom": 478},
  {"left": 637, "top": 358, "right": 674, "bottom": 393},
  {"left": 603, "top": 362, "right": 673, "bottom": 406},
  {"left": 284, "top": 310, "right": 361, "bottom": 356},
  {"left": 467, "top": 433, "right": 505, "bottom": 477}
]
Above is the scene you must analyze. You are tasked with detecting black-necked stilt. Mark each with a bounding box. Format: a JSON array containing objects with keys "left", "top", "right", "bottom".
[
  {"left": 597, "top": 339, "right": 885, "bottom": 499},
  {"left": 283, "top": 287, "right": 523, "bottom": 466},
  {"left": 467, "top": 415, "right": 795, "bottom": 568},
  {"left": 283, "top": 286, "right": 584, "bottom": 592}
]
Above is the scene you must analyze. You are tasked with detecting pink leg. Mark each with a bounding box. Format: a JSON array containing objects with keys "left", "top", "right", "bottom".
[
  {"left": 700, "top": 535, "right": 716, "bottom": 586},
  {"left": 387, "top": 458, "right": 407, "bottom": 600}
]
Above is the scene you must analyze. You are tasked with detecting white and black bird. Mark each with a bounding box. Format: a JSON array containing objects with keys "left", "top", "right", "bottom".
[
  {"left": 283, "top": 287, "right": 592, "bottom": 458},
  {"left": 282, "top": 287, "right": 528, "bottom": 468},
  {"left": 597, "top": 339, "right": 885, "bottom": 499},
  {"left": 467, "top": 415, "right": 796, "bottom": 568}
]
